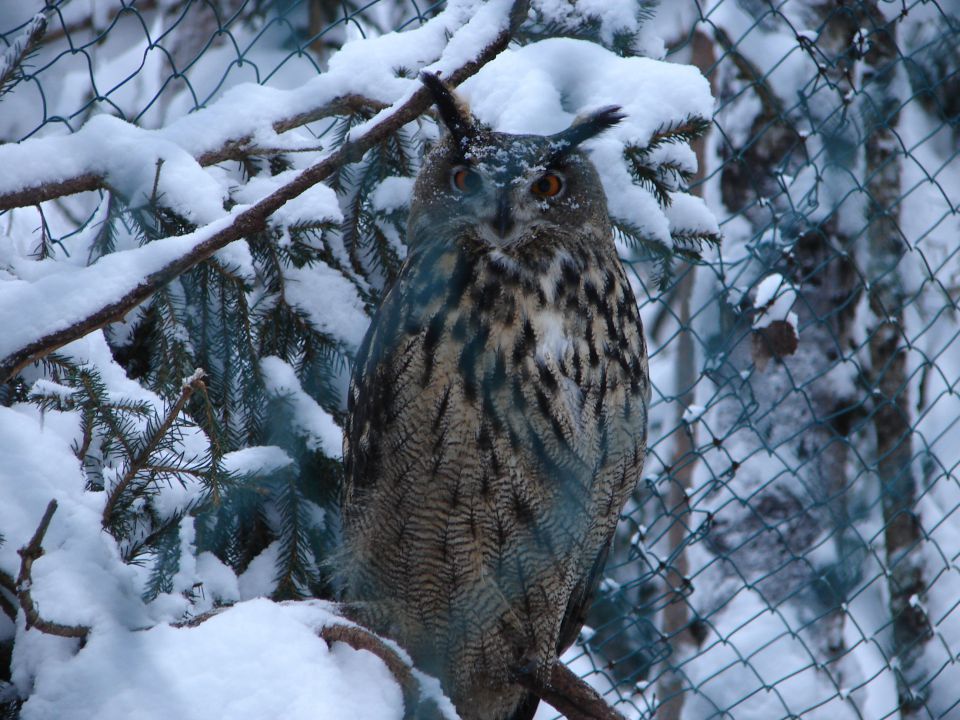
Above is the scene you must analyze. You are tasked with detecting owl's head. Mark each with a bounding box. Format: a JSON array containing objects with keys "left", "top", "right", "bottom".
[{"left": 408, "top": 73, "right": 624, "bottom": 251}]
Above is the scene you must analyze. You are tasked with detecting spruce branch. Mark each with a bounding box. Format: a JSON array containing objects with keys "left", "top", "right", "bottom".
[
  {"left": 643, "top": 116, "right": 712, "bottom": 152},
  {"left": 0, "top": 1, "right": 529, "bottom": 383},
  {"left": 0, "top": 13, "right": 48, "bottom": 98},
  {"left": 16, "top": 500, "right": 90, "bottom": 640},
  {"left": 102, "top": 370, "right": 208, "bottom": 534},
  {"left": 515, "top": 660, "right": 627, "bottom": 720}
]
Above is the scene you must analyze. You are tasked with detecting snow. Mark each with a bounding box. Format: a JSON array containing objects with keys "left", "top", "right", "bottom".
[
  {"left": 0, "top": 404, "right": 149, "bottom": 633},
  {"left": 222, "top": 446, "right": 295, "bottom": 477},
  {"left": 461, "top": 38, "right": 713, "bottom": 246},
  {"left": 682, "top": 404, "right": 706, "bottom": 423},
  {"left": 232, "top": 169, "right": 343, "bottom": 228},
  {"left": 238, "top": 542, "right": 282, "bottom": 601},
  {"left": 18, "top": 600, "right": 404, "bottom": 720},
  {"left": 0, "top": 212, "right": 236, "bottom": 364},
  {"left": 372, "top": 176, "right": 416, "bottom": 213},
  {"left": 532, "top": 0, "right": 646, "bottom": 47},
  {"left": 260, "top": 356, "right": 344, "bottom": 458},
  {"left": 752, "top": 272, "right": 798, "bottom": 331},
  {"left": 283, "top": 263, "right": 370, "bottom": 352},
  {"left": 0, "top": 114, "right": 229, "bottom": 225}
]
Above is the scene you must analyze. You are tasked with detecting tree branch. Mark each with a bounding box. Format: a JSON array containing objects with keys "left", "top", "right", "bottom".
[
  {"left": 0, "top": 94, "right": 389, "bottom": 212},
  {"left": 319, "top": 624, "right": 422, "bottom": 713},
  {"left": 516, "top": 661, "right": 627, "bottom": 720},
  {"left": 16, "top": 500, "right": 91, "bottom": 640},
  {"left": 0, "top": 568, "right": 18, "bottom": 622},
  {"left": 0, "top": 1, "right": 528, "bottom": 384},
  {"left": 101, "top": 370, "right": 207, "bottom": 532}
]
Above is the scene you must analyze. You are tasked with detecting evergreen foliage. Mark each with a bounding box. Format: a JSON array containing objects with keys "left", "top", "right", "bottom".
[
  {"left": 0, "top": 13, "right": 46, "bottom": 99},
  {"left": 617, "top": 117, "right": 720, "bottom": 288}
]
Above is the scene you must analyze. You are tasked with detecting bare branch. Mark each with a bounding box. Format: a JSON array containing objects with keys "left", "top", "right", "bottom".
[
  {"left": 516, "top": 661, "right": 627, "bottom": 720},
  {"left": 319, "top": 624, "right": 422, "bottom": 712},
  {"left": 16, "top": 500, "right": 90, "bottom": 640},
  {"left": 0, "top": 1, "right": 528, "bottom": 383}
]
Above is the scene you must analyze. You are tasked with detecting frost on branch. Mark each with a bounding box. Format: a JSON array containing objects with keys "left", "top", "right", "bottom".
[{"left": 0, "top": 13, "right": 47, "bottom": 99}]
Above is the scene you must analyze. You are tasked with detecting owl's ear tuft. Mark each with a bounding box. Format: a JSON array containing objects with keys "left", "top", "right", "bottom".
[
  {"left": 420, "top": 72, "right": 476, "bottom": 155},
  {"left": 548, "top": 106, "right": 625, "bottom": 161}
]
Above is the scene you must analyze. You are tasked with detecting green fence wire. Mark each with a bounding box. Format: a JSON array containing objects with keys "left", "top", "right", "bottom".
[{"left": 2, "top": 1, "right": 959, "bottom": 718}]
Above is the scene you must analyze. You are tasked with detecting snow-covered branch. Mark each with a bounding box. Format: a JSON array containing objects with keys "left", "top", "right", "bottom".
[
  {"left": 0, "top": 0, "right": 523, "bottom": 215},
  {"left": 0, "top": 93, "right": 387, "bottom": 212},
  {"left": 0, "top": 0, "right": 529, "bottom": 383},
  {"left": 16, "top": 500, "right": 90, "bottom": 640}
]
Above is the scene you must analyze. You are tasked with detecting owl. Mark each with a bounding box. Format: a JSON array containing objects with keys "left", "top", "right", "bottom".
[{"left": 340, "top": 73, "right": 648, "bottom": 720}]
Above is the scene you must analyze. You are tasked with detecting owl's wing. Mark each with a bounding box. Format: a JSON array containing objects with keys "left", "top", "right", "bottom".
[{"left": 556, "top": 536, "right": 611, "bottom": 656}]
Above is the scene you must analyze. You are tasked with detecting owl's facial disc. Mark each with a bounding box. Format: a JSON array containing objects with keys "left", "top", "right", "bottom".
[{"left": 439, "top": 136, "right": 592, "bottom": 249}]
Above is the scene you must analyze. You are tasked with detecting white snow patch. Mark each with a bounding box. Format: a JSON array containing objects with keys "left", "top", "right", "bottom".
[
  {"left": 238, "top": 542, "right": 282, "bottom": 600},
  {"left": 222, "top": 445, "right": 295, "bottom": 477},
  {"left": 753, "top": 273, "right": 798, "bottom": 330},
  {"left": 372, "top": 176, "right": 416, "bottom": 213},
  {"left": 283, "top": 262, "right": 370, "bottom": 352},
  {"left": 18, "top": 600, "right": 404, "bottom": 720},
  {"left": 260, "top": 356, "right": 343, "bottom": 458}
]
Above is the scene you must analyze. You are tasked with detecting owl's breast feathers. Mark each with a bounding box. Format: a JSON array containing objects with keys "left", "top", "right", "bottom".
[{"left": 341, "top": 233, "right": 648, "bottom": 718}]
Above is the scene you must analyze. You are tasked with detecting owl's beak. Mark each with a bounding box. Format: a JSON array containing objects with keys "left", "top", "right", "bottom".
[{"left": 492, "top": 193, "right": 514, "bottom": 239}]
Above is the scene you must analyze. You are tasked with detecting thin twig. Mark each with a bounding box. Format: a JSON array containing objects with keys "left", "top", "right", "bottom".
[
  {"left": 16, "top": 500, "right": 90, "bottom": 639},
  {"left": 0, "top": 568, "right": 18, "bottom": 622},
  {"left": 0, "top": 1, "right": 528, "bottom": 383},
  {"left": 101, "top": 371, "right": 207, "bottom": 531},
  {"left": 516, "top": 661, "right": 627, "bottom": 720}
]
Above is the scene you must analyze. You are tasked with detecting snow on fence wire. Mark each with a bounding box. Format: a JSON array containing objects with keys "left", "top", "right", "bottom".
[{"left": 0, "top": 1, "right": 958, "bottom": 719}]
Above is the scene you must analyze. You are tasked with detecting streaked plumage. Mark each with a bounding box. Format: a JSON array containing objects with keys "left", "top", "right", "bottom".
[{"left": 340, "top": 74, "right": 648, "bottom": 720}]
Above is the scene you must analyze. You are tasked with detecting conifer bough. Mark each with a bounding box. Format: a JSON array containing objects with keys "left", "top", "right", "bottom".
[{"left": 0, "top": 0, "right": 530, "bottom": 384}]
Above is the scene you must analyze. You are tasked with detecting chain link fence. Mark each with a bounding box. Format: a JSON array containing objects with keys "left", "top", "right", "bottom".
[{"left": 2, "top": 1, "right": 959, "bottom": 718}]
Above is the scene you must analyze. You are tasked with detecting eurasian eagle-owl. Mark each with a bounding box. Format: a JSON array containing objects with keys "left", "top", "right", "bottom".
[{"left": 340, "top": 73, "right": 648, "bottom": 720}]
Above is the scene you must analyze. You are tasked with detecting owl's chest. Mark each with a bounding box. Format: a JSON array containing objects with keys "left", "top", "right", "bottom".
[{"left": 351, "top": 244, "right": 646, "bottom": 477}]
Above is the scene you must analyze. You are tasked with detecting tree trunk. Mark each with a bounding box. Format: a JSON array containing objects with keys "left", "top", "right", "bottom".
[
  {"left": 654, "top": 28, "right": 713, "bottom": 720},
  {"left": 860, "top": 6, "right": 932, "bottom": 714}
]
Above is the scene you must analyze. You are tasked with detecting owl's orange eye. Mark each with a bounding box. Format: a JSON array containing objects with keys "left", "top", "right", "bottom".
[
  {"left": 451, "top": 166, "right": 481, "bottom": 194},
  {"left": 531, "top": 173, "right": 564, "bottom": 198}
]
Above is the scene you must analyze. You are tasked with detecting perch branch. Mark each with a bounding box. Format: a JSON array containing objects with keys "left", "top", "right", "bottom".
[
  {"left": 16, "top": 500, "right": 91, "bottom": 639},
  {"left": 0, "top": 0, "right": 528, "bottom": 383},
  {"left": 516, "top": 661, "right": 627, "bottom": 720},
  {"left": 319, "top": 624, "right": 422, "bottom": 712}
]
